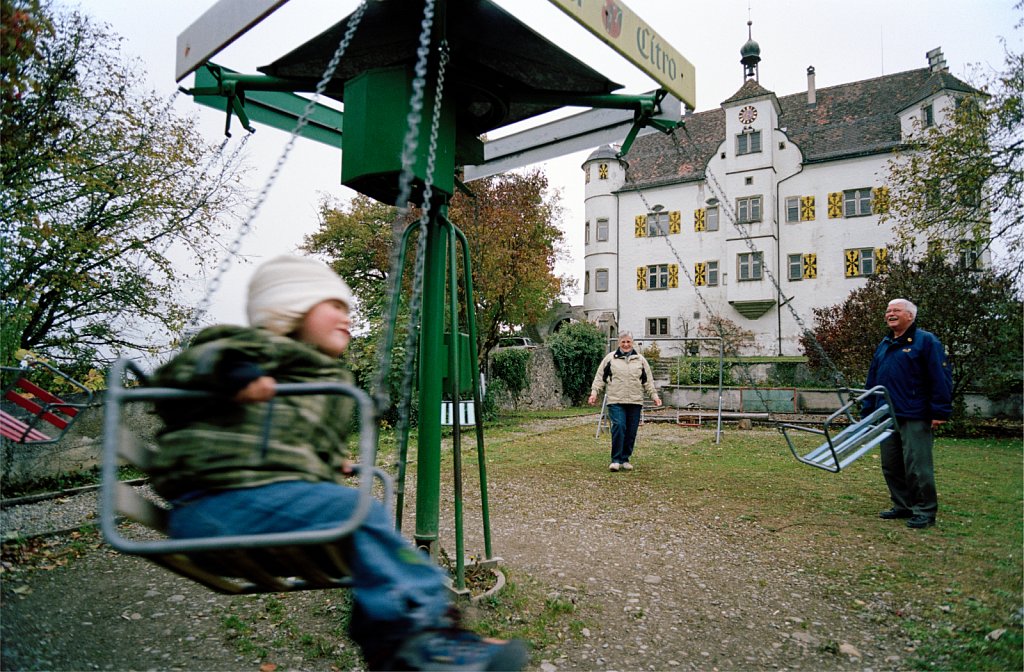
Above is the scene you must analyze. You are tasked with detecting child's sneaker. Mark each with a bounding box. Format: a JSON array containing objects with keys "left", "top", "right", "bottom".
[{"left": 381, "top": 628, "right": 528, "bottom": 671}]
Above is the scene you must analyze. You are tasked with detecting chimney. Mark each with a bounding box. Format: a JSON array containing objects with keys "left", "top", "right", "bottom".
[
  {"left": 806, "top": 66, "right": 816, "bottom": 106},
  {"left": 926, "top": 47, "right": 947, "bottom": 73}
]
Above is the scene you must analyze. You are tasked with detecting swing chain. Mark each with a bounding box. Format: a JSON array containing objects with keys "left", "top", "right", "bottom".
[
  {"left": 388, "top": 31, "right": 449, "bottom": 451},
  {"left": 695, "top": 146, "right": 850, "bottom": 393},
  {"left": 184, "top": 2, "right": 368, "bottom": 336},
  {"left": 628, "top": 127, "right": 853, "bottom": 418},
  {"left": 369, "top": 0, "right": 443, "bottom": 417}
]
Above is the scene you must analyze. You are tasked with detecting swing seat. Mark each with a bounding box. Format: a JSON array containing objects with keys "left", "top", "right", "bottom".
[
  {"left": 779, "top": 386, "right": 898, "bottom": 473},
  {"left": 100, "top": 359, "right": 393, "bottom": 595},
  {"left": 1, "top": 363, "right": 94, "bottom": 444}
]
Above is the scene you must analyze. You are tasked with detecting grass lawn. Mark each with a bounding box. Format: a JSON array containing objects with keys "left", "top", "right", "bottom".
[{"left": 463, "top": 410, "right": 1023, "bottom": 671}]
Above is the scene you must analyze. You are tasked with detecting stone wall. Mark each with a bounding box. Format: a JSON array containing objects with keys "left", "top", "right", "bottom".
[
  {"left": 494, "top": 347, "right": 571, "bottom": 411},
  {"left": 1, "top": 397, "right": 160, "bottom": 490}
]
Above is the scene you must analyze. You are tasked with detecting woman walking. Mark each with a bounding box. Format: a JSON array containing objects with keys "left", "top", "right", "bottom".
[{"left": 588, "top": 332, "right": 662, "bottom": 472}]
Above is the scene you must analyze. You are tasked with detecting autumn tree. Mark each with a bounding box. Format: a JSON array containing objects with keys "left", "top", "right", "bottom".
[
  {"left": 801, "top": 255, "right": 1023, "bottom": 414},
  {"left": 882, "top": 18, "right": 1024, "bottom": 281},
  {"left": 1, "top": 4, "right": 248, "bottom": 369},
  {"left": 305, "top": 170, "right": 571, "bottom": 377},
  {"left": 448, "top": 169, "right": 571, "bottom": 360}
]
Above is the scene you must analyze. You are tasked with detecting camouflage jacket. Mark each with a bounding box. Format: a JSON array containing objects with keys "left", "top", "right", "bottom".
[{"left": 147, "top": 325, "right": 355, "bottom": 501}]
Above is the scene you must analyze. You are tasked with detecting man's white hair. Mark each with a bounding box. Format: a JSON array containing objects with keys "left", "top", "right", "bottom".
[{"left": 889, "top": 298, "right": 918, "bottom": 320}]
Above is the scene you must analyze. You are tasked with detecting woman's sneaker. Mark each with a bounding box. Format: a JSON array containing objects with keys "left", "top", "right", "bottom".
[
  {"left": 609, "top": 462, "right": 621, "bottom": 472},
  {"left": 381, "top": 629, "right": 529, "bottom": 671},
  {"left": 621, "top": 462, "right": 634, "bottom": 471}
]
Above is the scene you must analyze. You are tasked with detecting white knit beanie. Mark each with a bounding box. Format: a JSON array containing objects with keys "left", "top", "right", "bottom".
[{"left": 246, "top": 255, "right": 353, "bottom": 335}]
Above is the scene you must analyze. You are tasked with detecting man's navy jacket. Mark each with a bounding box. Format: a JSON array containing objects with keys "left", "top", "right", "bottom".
[{"left": 863, "top": 323, "right": 953, "bottom": 421}]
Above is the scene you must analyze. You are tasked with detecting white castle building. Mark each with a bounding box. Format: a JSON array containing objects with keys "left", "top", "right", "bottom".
[{"left": 581, "top": 32, "right": 979, "bottom": 356}]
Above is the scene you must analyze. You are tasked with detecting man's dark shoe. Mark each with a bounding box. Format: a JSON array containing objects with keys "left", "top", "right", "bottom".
[
  {"left": 879, "top": 507, "right": 913, "bottom": 520},
  {"left": 906, "top": 515, "right": 936, "bottom": 529}
]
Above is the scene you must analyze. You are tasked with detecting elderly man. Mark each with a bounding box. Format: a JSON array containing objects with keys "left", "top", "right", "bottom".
[{"left": 863, "top": 298, "right": 952, "bottom": 529}]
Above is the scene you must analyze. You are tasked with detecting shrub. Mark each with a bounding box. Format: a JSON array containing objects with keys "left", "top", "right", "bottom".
[
  {"left": 490, "top": 348, "right": 531, "bottom": 398},
  {"left": 669, "top": 357, "right": 732, "bottom": 387},
  {"left": 641, "top": 341, "right": 661, "bottom": 363},
  {"left": 548, "top": 322, "right": 606, "bottom": 405},
  {"left": 481, "top": 378, "right": 508, "bottom": 421}
]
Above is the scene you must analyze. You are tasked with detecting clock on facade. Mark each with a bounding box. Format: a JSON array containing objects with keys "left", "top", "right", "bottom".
[{"left": 738, "top": 105, "right": 757, "bottom": 124}]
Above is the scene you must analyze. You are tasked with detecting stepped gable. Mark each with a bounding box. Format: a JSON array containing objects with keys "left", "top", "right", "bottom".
[{"left": 623, "top": 67, "right": 977, "bottom": 186}]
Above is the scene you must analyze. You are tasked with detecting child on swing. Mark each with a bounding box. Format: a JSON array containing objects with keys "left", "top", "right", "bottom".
[{"left": 148, "top": 255, "right": 527, "bottom": 671}]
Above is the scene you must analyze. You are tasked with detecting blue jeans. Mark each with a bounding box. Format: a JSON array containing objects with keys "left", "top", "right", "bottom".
[
  {"left": 168, "top": 480, "right": 451, "bottom": 659},
  {"left": 607, "top": 403, "right": 642, "bottom": 464}
]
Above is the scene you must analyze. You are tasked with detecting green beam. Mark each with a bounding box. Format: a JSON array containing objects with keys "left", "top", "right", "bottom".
[{"left": 190, "top": 64, "right": 343, "bottom": 147}]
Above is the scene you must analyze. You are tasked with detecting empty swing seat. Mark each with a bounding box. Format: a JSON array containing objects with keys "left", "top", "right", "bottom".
[
  {"left": 779, "top": 386, "right": 898, "bottom": 473},
  {"left": 100, "top": 358, "right": 393, "bottom": 595}
]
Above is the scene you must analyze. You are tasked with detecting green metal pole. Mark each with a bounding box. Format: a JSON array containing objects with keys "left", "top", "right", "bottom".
[
  {"left": 447, "top": 221, "right": 466, "bottom": 591},
  {"left": 388, "top": 223, "right": 417, "bottom": 533},
  {"left": 448, "top": 220, "right": 493, "bottom": 560},
  {"left": 415, "top": 203, "right": 447, "bottom": 557}
]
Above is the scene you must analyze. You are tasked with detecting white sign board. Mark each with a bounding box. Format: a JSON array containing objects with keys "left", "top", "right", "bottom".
[
  {"left": 176, "top": 0, "right": 292, "bottom": 81},
  {"left": 548, "top": 0, "right": 696, "bottom": 109}
]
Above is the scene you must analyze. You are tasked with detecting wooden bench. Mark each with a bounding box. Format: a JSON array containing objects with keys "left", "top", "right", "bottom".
[
  {"left": 2, "top": 362, "right": 94, "bottom": 444},
  {"left": 0, "top": 410, "right": 51, "bottom": 442}
]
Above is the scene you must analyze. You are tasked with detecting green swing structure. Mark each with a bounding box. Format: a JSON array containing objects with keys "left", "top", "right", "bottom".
[{"left": 101, "top": 0, "right": 693, "bottom": 596}]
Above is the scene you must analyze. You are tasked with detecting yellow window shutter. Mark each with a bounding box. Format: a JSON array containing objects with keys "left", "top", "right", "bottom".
[
  {"left": 694, "top": 262, "right": 707, "bottom": 286},
  {"left": 693, "top": 208, "right": 706, "bottom": 232},
  {"left": 668, "top": 264, "right": 679, "bottom": 288},
  {"left": 800, "top": 195, "right": 816, "bottom": 221},
  {"left": 875, "top": 246, "right": 888, "bottom": 272},
  {"left": 872, "top": 186, "right": 890, "bottom": 214},
  {"left": 669, "top": 210, "right": 681, "bottom": 234},
  {"left": 802, "top": 253, "right": 817, "bottom": 279},
  {"left": 634, "top": 215, "right": 646, "bottom": 237},
  {"left": 844, "top": 249, "right": 861, "bottom": 277},
  {"left": 828, "top": 192, "right": 843, "bottom": 218},
  {"left": 636, "top": 266, "right": 647, "bottom": 290}
]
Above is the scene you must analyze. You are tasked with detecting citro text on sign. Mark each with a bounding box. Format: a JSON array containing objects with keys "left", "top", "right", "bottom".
[{"left": 547, "top": 0, "right": 696, "bottom": 109}]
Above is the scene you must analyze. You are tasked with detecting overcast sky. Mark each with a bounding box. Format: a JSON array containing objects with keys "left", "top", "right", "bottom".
[{"left": 66, "top": 0, "right": 1020, "bottom": 326}]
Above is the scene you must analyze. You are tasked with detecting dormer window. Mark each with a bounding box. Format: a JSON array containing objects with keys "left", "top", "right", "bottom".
[{"left": 737, "top": 129, "right": 762, "bottom": 155}]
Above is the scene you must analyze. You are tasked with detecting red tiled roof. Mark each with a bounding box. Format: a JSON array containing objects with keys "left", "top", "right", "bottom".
[{"left": 622, "top": 68, "right": 976, "bottom": 189}]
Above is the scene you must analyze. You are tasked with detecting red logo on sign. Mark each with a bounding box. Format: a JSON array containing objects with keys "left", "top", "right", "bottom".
[{"left": 602, "top": 0, "right": 623, "bottom": 38}]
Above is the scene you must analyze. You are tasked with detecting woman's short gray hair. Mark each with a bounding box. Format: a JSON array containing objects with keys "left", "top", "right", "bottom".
[{"left": 618, "top": 331, "right": 634, "bottom": 340}]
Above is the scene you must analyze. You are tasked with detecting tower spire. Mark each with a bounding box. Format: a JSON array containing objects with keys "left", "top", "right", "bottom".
[{"left": 740, "top": 19, "right": 761, "bottom": 81}]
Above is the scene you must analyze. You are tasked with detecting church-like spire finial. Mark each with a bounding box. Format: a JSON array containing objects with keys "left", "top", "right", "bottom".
[{"left": 740, "top": 18, "right": 761, "bottom": 81}]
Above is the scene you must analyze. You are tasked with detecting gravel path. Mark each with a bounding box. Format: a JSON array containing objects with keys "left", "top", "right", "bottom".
[
  {"left": 2, "top": 417, "right": 913, "bottom": 671},
  {"left": 2, "top": 486, "right": 107, "bottom": 540}
]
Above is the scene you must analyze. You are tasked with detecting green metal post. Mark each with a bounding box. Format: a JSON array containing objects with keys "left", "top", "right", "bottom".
[
  {"left": 448, "top": 219, "right": 493, "bottom": 560},
  {"left": 414, "top": 203, "right": 448, "bottom": 557},
  {"left": 387, "top": 223, "right": 417, "bottom": 533},
  {"left": 447, "top": 222, "right": 466, "bottom": 591}
]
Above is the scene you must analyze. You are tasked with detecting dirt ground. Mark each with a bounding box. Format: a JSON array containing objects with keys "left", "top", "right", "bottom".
[{"left": 2, "top": 417, "right": 916, "bottom": 671}]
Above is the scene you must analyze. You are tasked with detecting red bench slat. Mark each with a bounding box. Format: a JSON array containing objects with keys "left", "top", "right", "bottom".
[
  {"left": 4, "top": 385, "right": 74, "bottom": 429},
  {"left": 0, "top": 410, "right": 51, "bottom": 442}
]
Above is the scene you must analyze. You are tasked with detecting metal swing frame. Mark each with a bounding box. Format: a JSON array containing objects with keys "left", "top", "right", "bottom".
[
  {"left": 100, "top": 359, "right": 394, "bottom": 595},
  {"left": 778, "top": 385, "right": 899, "bottom": 473}
]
